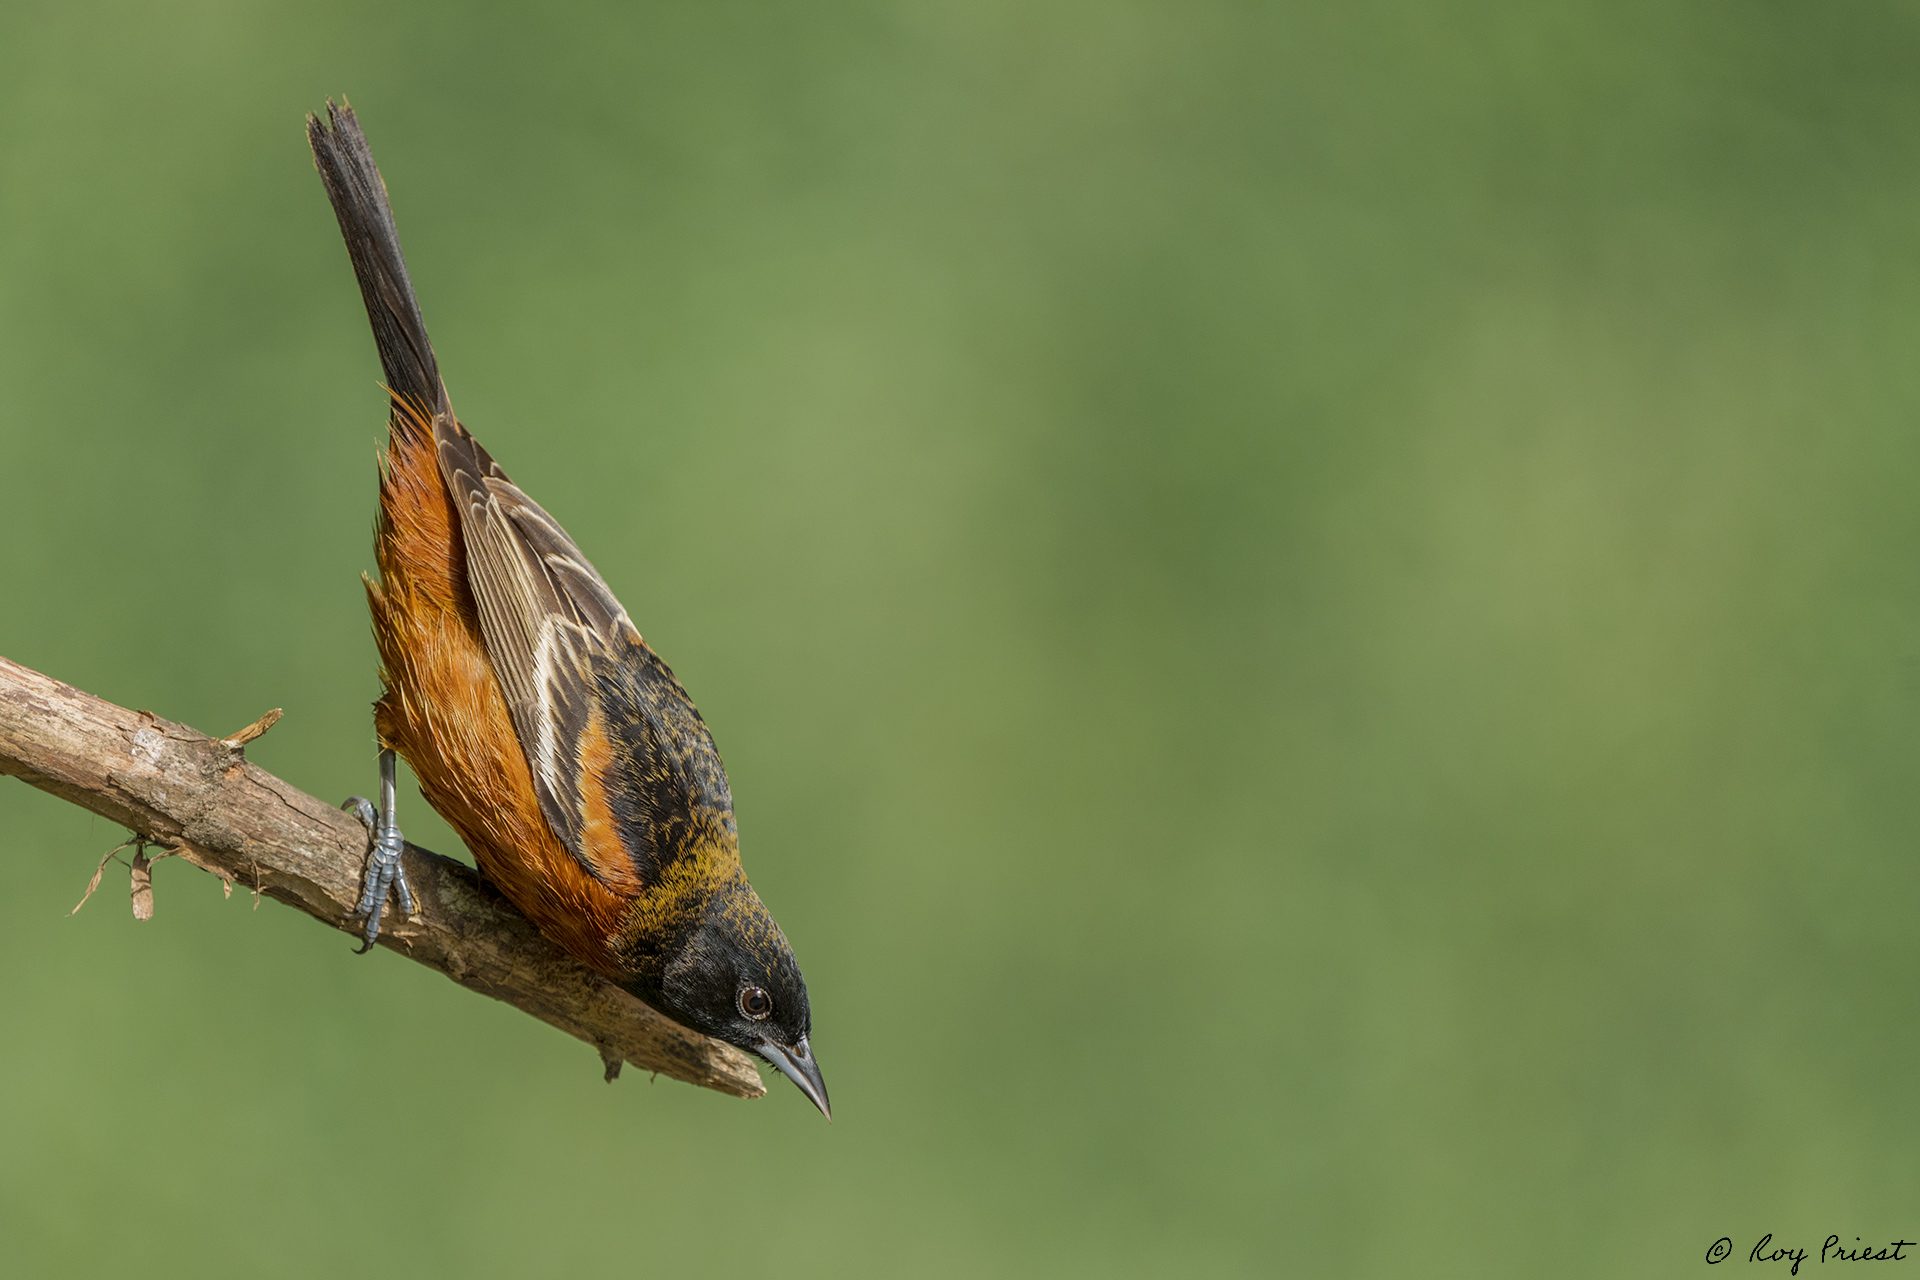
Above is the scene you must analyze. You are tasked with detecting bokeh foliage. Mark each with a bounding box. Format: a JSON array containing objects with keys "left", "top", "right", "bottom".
[{"left": 3, "top": 3, "right": 1919, "bottom": 1276}]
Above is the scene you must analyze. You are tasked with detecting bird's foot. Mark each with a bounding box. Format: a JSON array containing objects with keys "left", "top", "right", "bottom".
[{"left": 343, "top": 794, "right": 414, "bottom": 953}]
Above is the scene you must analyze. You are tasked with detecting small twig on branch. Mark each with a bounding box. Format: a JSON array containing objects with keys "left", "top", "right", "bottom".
[
  {"left": 0, "top": 654, "right": 764, "bottom": 1099},
  {"left": 70, "top": 834, "right": 139, "bottom": 916}
]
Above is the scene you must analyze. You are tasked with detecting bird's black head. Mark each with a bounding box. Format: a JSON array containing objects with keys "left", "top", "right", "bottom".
[{"left": 654, "top": 877, "right": 827, "bottom": 1118}]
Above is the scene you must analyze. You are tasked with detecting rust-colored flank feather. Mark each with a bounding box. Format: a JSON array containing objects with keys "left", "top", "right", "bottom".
[{"left": 366, "top": 398, "right": 646, "bottom": 971}]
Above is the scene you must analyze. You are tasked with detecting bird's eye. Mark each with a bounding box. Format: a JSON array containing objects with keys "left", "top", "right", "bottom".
[{"left": 739, "top": 986, "right": 773, "bottom": 1020}]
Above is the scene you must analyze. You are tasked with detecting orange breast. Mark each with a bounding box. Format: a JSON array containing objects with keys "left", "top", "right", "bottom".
[{"left": 363, "top": 405, "right": 632, "bottom": 974}]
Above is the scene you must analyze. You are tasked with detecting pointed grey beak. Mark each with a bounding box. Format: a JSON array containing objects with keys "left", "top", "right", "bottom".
[{"left": 756, "top": 1035, "right": 830, "bottom": 1120}]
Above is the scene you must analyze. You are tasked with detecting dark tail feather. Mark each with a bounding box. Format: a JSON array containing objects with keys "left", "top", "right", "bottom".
[{"left": 307, "top": 100, "right": 446, "bottom": 417}]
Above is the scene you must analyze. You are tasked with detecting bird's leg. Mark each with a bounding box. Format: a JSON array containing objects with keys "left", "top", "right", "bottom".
[{"left": 342, "top": 748, "right": 415, "bottom": 953}]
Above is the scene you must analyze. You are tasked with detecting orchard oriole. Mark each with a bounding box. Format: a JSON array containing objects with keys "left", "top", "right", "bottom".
[{"left": 307, "top": 102, "right": 827, "bottom": 1117}]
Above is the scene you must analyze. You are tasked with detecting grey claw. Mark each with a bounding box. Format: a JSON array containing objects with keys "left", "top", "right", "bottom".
[
  {"left": 354, "top": 899, "right": 383, "bottom": 953},
  {"left": 342, "top": 791, "right": 407, "bottom": 953}
]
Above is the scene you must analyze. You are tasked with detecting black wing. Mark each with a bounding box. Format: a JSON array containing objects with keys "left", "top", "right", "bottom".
[{"left": 437, "top": 423, "right": 736, "bottom": 881}]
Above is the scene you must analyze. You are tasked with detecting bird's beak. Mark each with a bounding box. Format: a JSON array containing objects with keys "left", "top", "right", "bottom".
[{"left": 756, "top": 1035, "right": 830, "bottom": 1120}]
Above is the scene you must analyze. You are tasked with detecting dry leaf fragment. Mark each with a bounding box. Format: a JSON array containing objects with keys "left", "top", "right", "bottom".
[
  {"left": 71, "top": 837, "right": 137, "bottom": 916},
  {"left": 130, "top": 847, "right": 155, "bottom": 921}
]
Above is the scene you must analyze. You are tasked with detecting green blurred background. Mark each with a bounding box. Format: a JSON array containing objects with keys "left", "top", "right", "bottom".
[{"left": 4, "top": 2, "right": 1919, "bottom": 1276}]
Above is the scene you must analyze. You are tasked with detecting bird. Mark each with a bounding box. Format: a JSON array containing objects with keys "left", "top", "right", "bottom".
[{"left": 306, "top": 101, "right": 827, "bottom": 1118}]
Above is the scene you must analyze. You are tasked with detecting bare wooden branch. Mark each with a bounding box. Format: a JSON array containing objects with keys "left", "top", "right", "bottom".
[{"left": 0, "top": 654, "right": 764, "bottom": 1099}]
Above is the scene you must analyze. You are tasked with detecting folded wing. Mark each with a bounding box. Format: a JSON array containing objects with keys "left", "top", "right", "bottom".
[{"left": 436, "top": 419, "right": 735, "bottom": 889}]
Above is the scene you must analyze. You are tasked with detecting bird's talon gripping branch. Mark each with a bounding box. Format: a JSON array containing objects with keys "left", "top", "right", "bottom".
[{"left": 344, "top": 748, "right": 412, "bottom": 952}]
